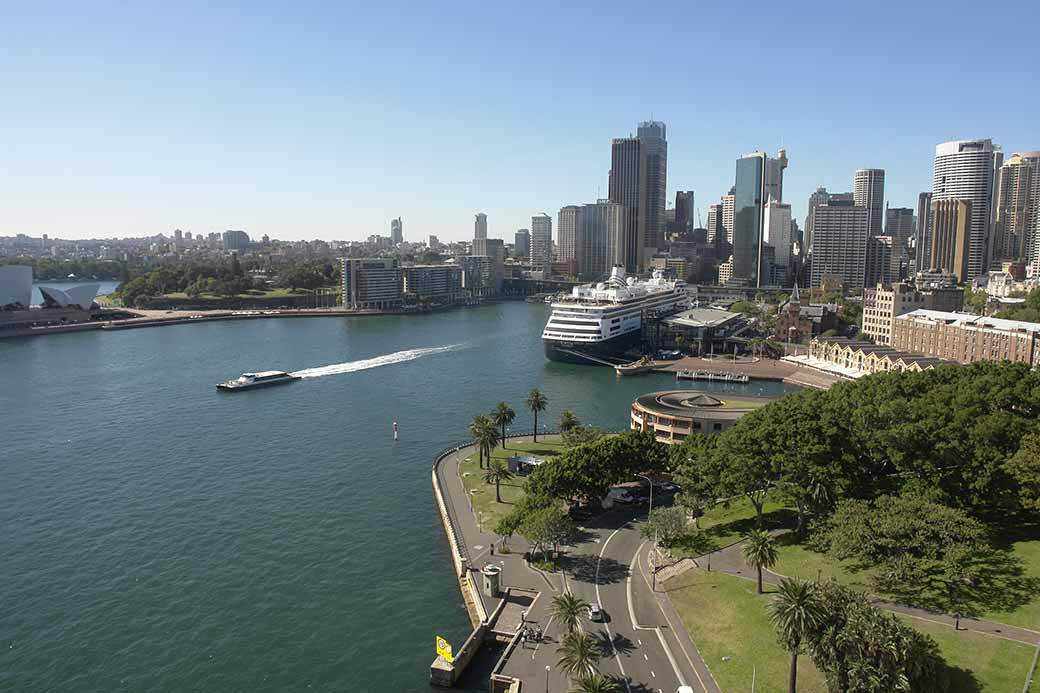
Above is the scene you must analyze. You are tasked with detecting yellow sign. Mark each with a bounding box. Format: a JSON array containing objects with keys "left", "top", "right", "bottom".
[{"left": 436, "top": 636, "right": 454, "bottom": 662}]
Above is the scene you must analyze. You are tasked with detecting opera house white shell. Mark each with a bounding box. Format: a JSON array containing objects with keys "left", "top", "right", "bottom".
[
  {"left": 39, "top": 284, "right": 101, "bottom": 310},
  {"left": 0, "top": 265, "right": 33, "bottom": 308}
]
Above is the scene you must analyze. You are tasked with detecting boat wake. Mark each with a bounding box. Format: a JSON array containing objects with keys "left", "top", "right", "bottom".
[{"left": 290, "top": 344, "right": 465, "bottom": 379}]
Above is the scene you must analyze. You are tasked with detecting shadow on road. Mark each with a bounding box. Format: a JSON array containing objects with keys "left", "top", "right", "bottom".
[{"left": 562, "top": 554, "right": 630, "bottom": 584}]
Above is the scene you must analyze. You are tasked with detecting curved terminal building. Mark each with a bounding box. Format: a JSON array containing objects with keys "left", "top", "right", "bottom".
[{"left": 630, "top": 390, "right": 773, "bottom": 444}]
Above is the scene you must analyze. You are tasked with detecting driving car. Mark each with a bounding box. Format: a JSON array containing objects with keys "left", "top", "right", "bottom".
[{"left": 588, "top": 603, "right": 604, "bottom": 622}]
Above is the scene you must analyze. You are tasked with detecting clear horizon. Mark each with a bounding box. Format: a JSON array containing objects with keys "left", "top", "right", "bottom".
[{"left": 2, "top": 0, "right": 1037, "bottom": 243}]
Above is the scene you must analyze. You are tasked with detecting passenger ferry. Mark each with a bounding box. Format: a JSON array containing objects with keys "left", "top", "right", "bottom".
[
  {"left": 216, "top": 370, "right": 300, "bottom": 391},
  {"left": 541, "top": 266, "right": 688, "bottom": 364}
]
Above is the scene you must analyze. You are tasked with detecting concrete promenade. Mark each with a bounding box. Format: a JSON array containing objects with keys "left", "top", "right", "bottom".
[
  {"left": 654, "top": 355, "right": 845, "bottom": 390},
  {"left": 433, "top": 435, "right": 721, "bottom": 692}
]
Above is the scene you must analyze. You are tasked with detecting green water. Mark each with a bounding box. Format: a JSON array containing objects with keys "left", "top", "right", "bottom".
[{"left": 0, "top": 302, "right": 796, "bottom": 691}]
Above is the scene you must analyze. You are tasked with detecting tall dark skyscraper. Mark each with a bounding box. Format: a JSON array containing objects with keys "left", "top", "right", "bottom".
[
  {"left": 608, "top": 137, "right": 643, "bottom": 273},
  {"left": 916, "top": 192, "right": 934, "bottom": 272},
  {"left": 731, "top": 149, "right": 788, "bottom": 287},
  {"left": 674, "top": 190, "right": 695, "bottom": 234},
  {"left": 390, "top": 217, "right": 403, "bottom": 245},
  {"left": 854, "top": 169, "right": 886, "bottom": 237},
  {"left": 637, "top": 121, "right": 668, "bottom": 252}
]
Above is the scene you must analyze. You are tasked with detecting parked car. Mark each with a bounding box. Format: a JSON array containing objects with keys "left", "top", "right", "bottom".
[
  {"left": 614, "top": 491, "right": 637, "bottom": 505},
  {"left": 588, "top": 603, "right": 604, "bottom": 622},
  {"left": 658, "top": 482, "right": 681, "bottom": 493}
]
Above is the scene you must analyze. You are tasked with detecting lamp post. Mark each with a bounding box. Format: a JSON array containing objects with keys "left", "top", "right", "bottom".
[
  {"left": 545, "top": 664, "right": 550, "bottom": 692},
  {"left": 636, "top": 472, "right": 657, "bottom": 590},
  {"left": 788, "top": 326, "right": 796, "bottom": 355}
]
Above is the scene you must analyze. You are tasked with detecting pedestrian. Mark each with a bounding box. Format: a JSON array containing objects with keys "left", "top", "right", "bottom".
[
  {"left": 521, "top": 632, "right": 527, "bottom": 649},
  {"left": 490, "top": 543, "right": 494, "bottom": 556}
]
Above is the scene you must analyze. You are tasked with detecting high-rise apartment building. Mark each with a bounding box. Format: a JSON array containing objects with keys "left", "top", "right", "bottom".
[
  {"left": 722, "top": 190, "right": 735, "bottom": 245},
  {"left": 608, "top": 137, "right": 642, "bottom": 272},
  {"left": 578, "top": 201, "right": 627, "bottom": 280},
  {"left": 932, "top": 139, "right": 1002, "bottom": 280},
  {"left": 885, "top": 207, "right": 915, "bottom": 281},
  {"left": 809, "top": 200, "right": 869, "bottom": 291},
  {"left": 993, "top": 152, "right": 1040, "bottom": 267},
  {"left": 762, "top": 198, "right": 793, "bottom": 285},
  {"left": 854, "top": 169, "right": 886, "bottom": 237},
  {"left": 222, "top": 230, "right": 250, "bottom": 251},
  {"left": 637, "top": 121, "right": 668, "bottom": 252},
  {"left": 732, "top": 149, "right": 788, "bottom": 287},
  {"left": 916, "top": 192, "right": 934, "bottom": 272},
  {"left": 513, "top": 229, "right": 530, "bottom": 258},
  {"left": 707, "top": 203, "right": 723, "bottom": 245},
  {"left": 865, "top": 235, "right": 894, "bottom": 288},
  {"left": 531, "top": 214, "right": 553, "bottom": 272},
  {"left": 930, "top": 199, "right": 972, "bottom": 283},
  {"left": 390, "top": 217, "right": 403, "bottom": 245},
  {"left": 557, "top": 206, "right": 581, "bottom": 266},
  {"left": 428, "top": 235, "right": 440, "bottom": 250}
]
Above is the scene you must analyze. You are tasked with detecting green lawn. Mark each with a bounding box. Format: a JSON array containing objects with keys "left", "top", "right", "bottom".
[
  {"left": 666, "top": 567, "right": 1038, "bottom": 692},
  {"left": 897, "top": 616, "right": 1038, "bottom": 692},
  {"left": 671, "top": 492, "right": 797, "bottom": 558},
  {"left": 665, "top": 568, "right": 829, "bottom": 692},
  {"left": 980, "top": 528, "right": 1040, "bottom": 630},
  {"left": 457, "top": 436, "right": 568, "bottom": 530}
]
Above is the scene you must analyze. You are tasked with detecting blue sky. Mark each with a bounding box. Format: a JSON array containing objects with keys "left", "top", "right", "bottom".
[{"left": 2, "top": 0, "right": 1037, "bottom": 242}]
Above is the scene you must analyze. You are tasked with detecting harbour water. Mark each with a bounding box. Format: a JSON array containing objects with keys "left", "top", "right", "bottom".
[{"left": 0, "top": 302, "right": 796, "bottom": 691}]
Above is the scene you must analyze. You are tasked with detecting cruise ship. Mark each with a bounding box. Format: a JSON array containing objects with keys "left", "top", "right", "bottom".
[{"left": 541, "top": 266, "right": 688, "bottom": 364}]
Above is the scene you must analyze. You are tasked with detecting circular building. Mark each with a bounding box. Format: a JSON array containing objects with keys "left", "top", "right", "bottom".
[{"left": 631, "top": 390, "right": 773, "bottom": 444}]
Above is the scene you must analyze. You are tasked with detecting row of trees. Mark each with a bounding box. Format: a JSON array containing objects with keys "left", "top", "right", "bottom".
[{"left": 0, "top": 257, "right": 124, "bottom": 280}]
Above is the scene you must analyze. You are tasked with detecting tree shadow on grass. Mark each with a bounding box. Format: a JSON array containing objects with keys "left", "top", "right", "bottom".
[
  {"left": 703, "top": 507, "right": 799, "bottom": 538},
  {"left": 561, "top": 554, "right": 630, "bottom": 585},
  {"left": 944, "top": 664, "right": 982, "bottom": 693}
]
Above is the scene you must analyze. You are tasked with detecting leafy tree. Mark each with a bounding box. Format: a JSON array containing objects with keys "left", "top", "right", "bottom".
[
  {"left": 557, "top": 631, "right": 601, "bottom": 681},
  {"left": 525, "top": 389, "right": 548, "bottom": 441},
  {"left": 1005, "top": 431, "right": 1040, "bottom": 511},
  {"left": 768, "top": 578, "right": 826, "bottom": 693},
  {"left": 561, "top": 425, "right": 604, "bottom": 447},
  {"left": 640, "top": 506, "right": 688, "bottom": 547},
  {"left": 559, "top": 409, "right": 579, "bottom": 432},
  {"left": 482, "top": 459, "right": 514, "bottom": 503},
  {"left": 963, "top": 288, "right": 989, "bottom": 315},
  {"left": 493, "top": 512, "right": 521, "bottom": 547},
  {"left": 519, "top": 505, "right": 578, "bottom": 561},
  {"left": 743, "top": 529, "right": 778, "bottom": 594},
  {"left": 568, "top": 673, "right": 619, "bottom": 693},
  {"left": 549, "top": 591, "right": 589, "bottom": 634},
  {"left": 492, "top": 401, "right": 516, "bottom": 448},
  {"left": 230, "top": 252, "right": 243, "bottom": 277}
]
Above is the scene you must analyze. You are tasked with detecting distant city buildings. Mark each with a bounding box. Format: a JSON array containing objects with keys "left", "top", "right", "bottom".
[
  {"left": 607, "top": 121, "right": 667, "bottom": 272},
  {"left": 929, "top": 199, "right": 973, "bottom": 282},
  {"left": 809, "top": 199, "right": 868, "bottom": 291},
  {"left": 513, "top": 229, "right": 530, "bottom": 258},
  {"left": 731, "top": 149, "right": 789, "bottom": 287},
  {"left": 993, "top": 152, "right": 1040, "bottom": 271},
  {"left": 854, "top": 169, "right": 886, "bottom": 237},
  {"left": 892, "top": 309, "right": 1040, "bottom": 367},
  {"left": 530, "top": 214, "right": 552, "bottom": 272},
  {"left": 341, "top": 258, "right": 403, "bottom": 310},
  {"left": 222, "top": 230, "right": 250, "bottom": 251},
  {"left": 390, "top": 217, "right": 403, "bottom": 245},
  {"left": 931, "top": 139, "right": 1002, "bottom": 280},
  {"left": 861, "top": 281, "right": 964, "bottom": 344}
]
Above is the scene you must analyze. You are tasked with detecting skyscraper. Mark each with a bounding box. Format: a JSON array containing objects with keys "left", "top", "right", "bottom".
[
  {"left": 731, "top": 149, "right": 788, "bottom": 287},
  {"left": 707, "top": 203, "right": 723, "bottom": 245},
  {"left": 854, "top": 169, "right": 886, "bottom": 237},
  {"left": 390, "top": 217, "right": 403, "bottom": 245},
  {"left": 608, "top": 137, "right": 642, "bottom": 272},
  {"left": 674, "top": 190, "right": 695, "bottom": 235},
  {"left": 473, "top": 213, "right": 488, "bottom": 255},
  {"left": 809, "top": 199, "right": 869, "bottom": 291},
  {"left": 993, "top": 152, "right": 1040, "bottom": 266},
  {"left": 514, "top": 229, "right": 530, "bottom": 258},
  {"left": 557, "top": 206, "right": 581, "bottom": 266},
  {"left": 885, "top": 207, "right": 915, "bottom": 281},
  {"left": 637, "top": 121, "right": 668, "bottom": 252},
  {"left": 722, "top": 190, "right": 735, "bottom": 244},
  {"left": 916, "top": 192, "right": 934, "bottom": 272},
  {"left": 930, "top": 199, "right": 972, "bottom": 283},
  {"left": 763, "top": 198, "right": 793, "bottom": 285},
  {"left": 531, "top": 214, "right": 552, "bottom": 272},
  {"left": 573, "top": 201, "right": 628, "bottom": 280},
  {"left": 931, "top": 139, "right": 1002, "bottom": 280}
]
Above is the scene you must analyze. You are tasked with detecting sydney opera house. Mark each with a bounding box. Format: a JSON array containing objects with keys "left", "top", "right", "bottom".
[{"left": 1, "top": 264, "right": 107, "bottom": 335}]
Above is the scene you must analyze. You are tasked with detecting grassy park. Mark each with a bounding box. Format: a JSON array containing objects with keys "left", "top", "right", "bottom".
[
  {"left": 666, "top": 568, "right": 1038, "bottom": 692},
  {"left": 457, "top": 436, "right": 568, "bottom": 530}
]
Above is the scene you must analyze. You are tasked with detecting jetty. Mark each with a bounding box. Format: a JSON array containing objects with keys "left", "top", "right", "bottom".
[{"left": 676, "top": 369, "right": 750, "bottom": 383}]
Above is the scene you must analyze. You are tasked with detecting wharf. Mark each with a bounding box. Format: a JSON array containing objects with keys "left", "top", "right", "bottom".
[{"left": 654, "top": 355, "right": 844, "bottom": 390}]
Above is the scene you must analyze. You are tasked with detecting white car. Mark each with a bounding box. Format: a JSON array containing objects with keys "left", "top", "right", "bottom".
[
  {"left": 588, "top": 603, "right": 604, "bottom": 622},
  {"left": 678, "top": 687, "right": 695, "bottom": 693}
]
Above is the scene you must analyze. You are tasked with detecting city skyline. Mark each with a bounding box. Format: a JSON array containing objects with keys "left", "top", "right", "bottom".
[{"left": 1, "top": 2, "right": 1036, "bottom": 242}]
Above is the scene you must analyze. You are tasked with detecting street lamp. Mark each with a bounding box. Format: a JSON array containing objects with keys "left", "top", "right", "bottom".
[
  {"left": 545, "top": 665, "right": 551, "bottom": 692},
  {"left": 636, "top": 472, "right": 658, "bottom": 591},
  {"left": 788, "top": 326, "right": 796, "bottom": 355}
]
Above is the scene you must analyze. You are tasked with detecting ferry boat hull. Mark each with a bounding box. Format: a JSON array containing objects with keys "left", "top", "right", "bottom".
[{"left": 216, "top": 372, "right": 301, "bottom": 391}]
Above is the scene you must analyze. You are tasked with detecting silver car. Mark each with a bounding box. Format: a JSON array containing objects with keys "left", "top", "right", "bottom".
[{"left": 588, "top": 603, "right": 604, "bottom": 622}]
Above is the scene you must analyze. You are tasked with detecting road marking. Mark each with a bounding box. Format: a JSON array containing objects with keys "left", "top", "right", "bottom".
[
  {"left": 651, "top": 670, "right": 656, "bottom": 678},
  {"left": 644, "top": 654, "right": 649, "bottom": 661},
  {"left": 628, "top": 541, "right": 686, "bottom": 687},
  {"left": 635, "top": 542, "right": 712, "bottom": 693},
  {"left": 595, "top": 527, "right": 631, "bottom": 693}
]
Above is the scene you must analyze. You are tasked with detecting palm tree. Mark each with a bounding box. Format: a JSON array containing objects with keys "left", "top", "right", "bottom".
[
  {"left": 569, "top": 673, "right": 619, "bottom": 693},
  {"left": 768, "top": 578, "right": 826, "bottom": 693},
  {"left": 559, "top": 409, "right": 579, "bottom": 433},
  {"left": 742, "top": 529, "right": 778, "bottom": 594},
  {"left": 492, "top": 402, "right": 516, "bottom": 449},
  {"left": 477, "top": 419, "right": 499, "bottom": 470},
  {"left": 482, "top": 459, "right": 514, "bottom": 503},
  {"left": 557, "top": 631, "right": 601, "bottom": 681},
  {"left": 525, "top": 389, "right": 548, "bottom": 442},
  {"left": 549, "top": 591, "right": 589, "bottom": 634},
  {"left": 469, "top": 414, "right": 493, "bottom": 468}
]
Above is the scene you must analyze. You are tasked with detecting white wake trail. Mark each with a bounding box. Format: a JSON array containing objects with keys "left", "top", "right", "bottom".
[{"left": 290, "top": 344, "right": 465, "bottom": 379}]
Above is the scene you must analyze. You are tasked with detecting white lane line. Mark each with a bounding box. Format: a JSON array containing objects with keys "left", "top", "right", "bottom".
[
  {"left": 596, "top": 527, "right": 632, "bottom": 693},
  {"left": 651, "top": 670, "right": 656, "bottom": 678},
  {"left": 635, "top": 542, "right": 712, "bottom": 693},
  {"left": 629, "top": 542, "right": 687, "bottom": 687},
  {"left": 644, "top": 654, "right": 649, "bottom": 661}
]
